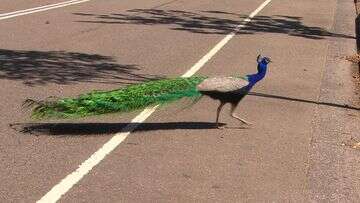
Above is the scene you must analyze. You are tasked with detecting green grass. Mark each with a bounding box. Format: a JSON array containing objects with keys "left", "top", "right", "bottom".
[{"left": 31, "top": 76, "right": 207, "bottom": 119}]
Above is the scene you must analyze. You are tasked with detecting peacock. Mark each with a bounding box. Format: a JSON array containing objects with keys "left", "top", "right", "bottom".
[{"left": 26, "top": 55, "right": 271, "bottom": 128}]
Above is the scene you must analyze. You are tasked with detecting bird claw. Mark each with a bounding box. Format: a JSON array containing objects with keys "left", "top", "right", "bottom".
[
  {"left": 215, "top": 123, "right": 226, "bottom": 129},
  {"left": 243, "top": 122, "right": 253, "bottom": 126}
]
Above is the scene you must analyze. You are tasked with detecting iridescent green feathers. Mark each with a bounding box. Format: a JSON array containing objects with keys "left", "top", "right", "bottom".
[
  {"left": 26, "top": 55, "right": 271, "bottom": 120},
  {"left": 28, "top": 76, "right": 207, "bottom": 119}
]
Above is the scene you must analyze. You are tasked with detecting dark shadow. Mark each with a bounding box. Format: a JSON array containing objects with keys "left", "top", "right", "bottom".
[
  {"left": 0, "top": 49, "right": 160, "bottom": 86},
  {"left": 249, "top": 92, "right": 360, "bottom": 111},
  {"left": 10, "top": 122, "right": 226, "bottom": 136},
  {"left": 73, "top": 9, "right": 354, "bottom": 39}
]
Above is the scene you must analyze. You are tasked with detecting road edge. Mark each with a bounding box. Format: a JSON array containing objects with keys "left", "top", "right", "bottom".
[{"left": 309, "top": 0, "right": 360, "bottom": 201}]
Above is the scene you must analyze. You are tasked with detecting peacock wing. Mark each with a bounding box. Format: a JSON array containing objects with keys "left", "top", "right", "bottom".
[{"left": 197, "top": 77, "right": 249, "bottom": 93}]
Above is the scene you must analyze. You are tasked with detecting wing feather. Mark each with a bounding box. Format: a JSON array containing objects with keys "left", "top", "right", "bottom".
[{"left": 197, "top": 77, "right": 249, "bottom": 93}]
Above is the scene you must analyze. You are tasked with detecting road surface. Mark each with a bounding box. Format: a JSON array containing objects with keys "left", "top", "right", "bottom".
[{"left": 0, "top": 0, "right": 359, "bottom": 202}]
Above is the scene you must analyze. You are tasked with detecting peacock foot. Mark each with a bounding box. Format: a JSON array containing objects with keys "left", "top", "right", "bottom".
[
  {"left": 215, "top": 123, "right": 226, "bottom": 129},
  {"left": 243, "top": 121, "right": 253, "bottom": 126}
]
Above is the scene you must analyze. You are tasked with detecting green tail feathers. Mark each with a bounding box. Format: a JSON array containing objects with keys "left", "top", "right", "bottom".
[{"left": 29, "top": 76, "right": 207, "bottom": 119}]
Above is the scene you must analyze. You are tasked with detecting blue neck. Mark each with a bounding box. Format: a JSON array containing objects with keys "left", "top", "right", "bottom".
[{"left": 247, "top": 62, "right": 268, "bottom": 87}]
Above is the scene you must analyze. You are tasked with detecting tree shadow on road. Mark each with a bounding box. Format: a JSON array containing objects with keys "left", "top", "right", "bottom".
[
  {"left": 74, "top": 9, "right": 354, "bottom": 39},
  {"left": 10, "top": 122, "right": 229, "bottom": 136},
  {"left": 0, "top": 49, "right": 160, "bottom": 86}
]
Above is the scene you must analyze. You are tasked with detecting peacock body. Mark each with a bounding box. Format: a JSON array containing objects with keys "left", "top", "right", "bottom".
[{"left": 28, "top": 55, "right": 271, "bottom": 127}]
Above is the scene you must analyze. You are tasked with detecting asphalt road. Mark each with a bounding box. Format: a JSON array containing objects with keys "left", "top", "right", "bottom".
[{"left": 1, "top": 0, "right": 359, "bottom": 202}]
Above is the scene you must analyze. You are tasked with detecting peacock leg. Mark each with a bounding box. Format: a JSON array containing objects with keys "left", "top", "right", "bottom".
[
  {"left": 216, "top": 102, "right": 225, "bottom": 128},
  {"left": 230, "top": 103, "right": 252, "bottom": 125}
]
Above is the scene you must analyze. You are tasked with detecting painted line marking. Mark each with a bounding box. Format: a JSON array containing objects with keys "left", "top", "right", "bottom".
[
  {"left": 37, "top": 0, "right": 272, "bottom": 202},
  {"left": 0, "top": 0, "right": 92, "bottom": 21},
  {"left": 182, "top": 0, "right": 271, "bottom": 77}
]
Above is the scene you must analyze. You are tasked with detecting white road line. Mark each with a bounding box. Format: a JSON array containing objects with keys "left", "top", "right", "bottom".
[
  {"left": 182, "top": 0, "right": 272, "bottom": 77},
  {"left": 0, "top": 0, "right": 91, "bottom": 20},
  {"left": 37, "top": 107, "right": 158, "bottom": 203},
  {"left": 37, "top": 0, "right": 272, "bottom": 202}
]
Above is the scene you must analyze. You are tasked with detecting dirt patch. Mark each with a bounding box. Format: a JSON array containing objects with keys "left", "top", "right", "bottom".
[
  {"left": 342, "top": 137, "right": 360, "bottom": 150},
  {"left": 344, "top": 54, "right": 360, "bottom": 103},
  {"left": 345, "top": 53, "right": 360, "bottom": 63}
]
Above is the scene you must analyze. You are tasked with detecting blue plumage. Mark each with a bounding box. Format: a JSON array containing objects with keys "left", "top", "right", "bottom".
[{"left": 247, "top": 58, "right": 269, "bottom": 87}]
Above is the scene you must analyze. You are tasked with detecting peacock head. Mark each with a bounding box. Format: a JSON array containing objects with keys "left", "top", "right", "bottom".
[
  {"left": 256, "top": 54, "right": 271, "bottom": 73},
  {"left": 261, "top": 57, "right": 272, "bottom": 64},
  {"left": 256, "top": 54, "right": 272, "bottom": 65}
]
